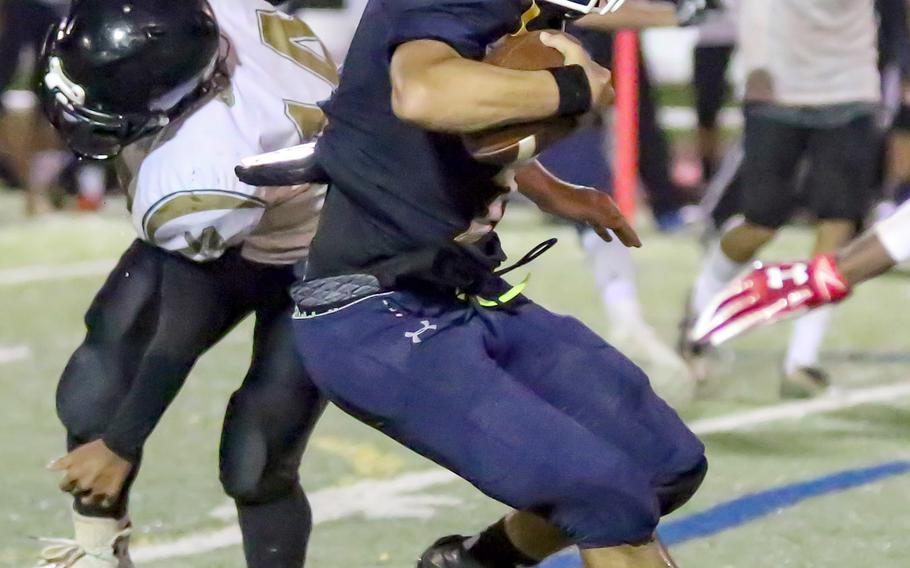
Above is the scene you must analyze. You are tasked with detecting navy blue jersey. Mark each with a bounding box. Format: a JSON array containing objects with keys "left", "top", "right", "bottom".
[{"left": 306, "top": 0, "right": 530, "bottom": 285}]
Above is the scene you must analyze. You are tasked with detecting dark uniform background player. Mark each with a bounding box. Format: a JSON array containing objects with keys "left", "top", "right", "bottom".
[{"left": 248, "top": 0, "right": 708, "bottom": 565}]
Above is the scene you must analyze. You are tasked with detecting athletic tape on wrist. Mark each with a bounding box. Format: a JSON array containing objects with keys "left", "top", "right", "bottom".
[{"left": 547, "top": 65, "right": 591, "bottom": 117}]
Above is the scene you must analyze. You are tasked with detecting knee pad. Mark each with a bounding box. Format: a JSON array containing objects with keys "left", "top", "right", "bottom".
[
  {"left": 220, "top": 448, "right": 299, "bottom": 505},
  {"left": 221, "top": 466, "right": 301, "bottom": 505},
  {"left": 657, "top": 457, "right": 708, "bottom": 516},
  {"left": 219, "top": 401, "right": 305, "bottom": 505}
]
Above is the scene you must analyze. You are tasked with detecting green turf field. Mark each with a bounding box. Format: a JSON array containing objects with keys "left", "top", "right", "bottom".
[{"left": 2, "top": 192, "right": 909, "bottom": 567}]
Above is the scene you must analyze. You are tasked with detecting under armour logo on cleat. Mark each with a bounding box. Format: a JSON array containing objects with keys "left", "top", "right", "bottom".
[{"left": 405, "top": 320, "right": 437, "bottom": 344}]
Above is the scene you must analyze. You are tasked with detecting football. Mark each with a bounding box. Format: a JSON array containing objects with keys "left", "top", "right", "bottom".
[{"left": 463, "top": 30, "right": 582, "bottom": 166}]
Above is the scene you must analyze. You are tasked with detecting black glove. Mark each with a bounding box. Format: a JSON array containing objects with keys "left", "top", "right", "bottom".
[
  {"left": 676, "top": 0, "right": 722, "bottom": 27},
  {"left": 235, "top": 141, "right": 326, "bottom": 187}
]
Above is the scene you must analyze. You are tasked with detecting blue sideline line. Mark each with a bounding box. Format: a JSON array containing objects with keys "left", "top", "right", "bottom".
[{"left": 540, "top": 460, "right": 910, "bottom": 568}]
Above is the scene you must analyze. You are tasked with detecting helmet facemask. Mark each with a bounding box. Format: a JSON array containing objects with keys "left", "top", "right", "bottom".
[
  {"left": 36, "top": 1, "right": 223, "bottom": 160},
  {"left": 41, "top": 55, "right": 169, "bottom": 160}
]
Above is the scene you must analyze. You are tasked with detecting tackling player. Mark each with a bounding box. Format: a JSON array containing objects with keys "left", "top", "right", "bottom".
[
  {"left": 35, "top": 1, "right": 334, "bottom": 566},
  {"left": 690, "top": 196, "right": 910, "bottom": 348},
  {"left": 242, "top": 0, "right": 707, "bottom": 566}
]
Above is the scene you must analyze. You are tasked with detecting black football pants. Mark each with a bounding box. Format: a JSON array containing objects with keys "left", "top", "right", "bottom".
[{"left": 56, "top": 239, "right": 325, "bottom": 568}]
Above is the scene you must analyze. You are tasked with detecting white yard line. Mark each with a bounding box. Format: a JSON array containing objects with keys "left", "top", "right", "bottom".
[
  {"left": 688, "top": 382, "right": 910, "bottom": 435},
  {"left": 0, "top": 344, "right": 30, "bottom": 364},
  {"left": 129, "top": 380, "right": 910, "bottom": 564},
  {"left": 134, "top": 470, "right": 459, "bottom": 563},
  {"left": 0, "top": 260, "right": 116, "bottom": 287}
]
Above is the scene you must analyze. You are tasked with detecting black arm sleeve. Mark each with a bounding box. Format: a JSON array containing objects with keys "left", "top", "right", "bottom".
[{"left": 100, "top": 256, "right": 250, "bottom": 460}]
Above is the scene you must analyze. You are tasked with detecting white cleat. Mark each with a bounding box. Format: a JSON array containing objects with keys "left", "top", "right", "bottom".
[{"left": 37, "top": 512, "right": 133, "bottom": 568}]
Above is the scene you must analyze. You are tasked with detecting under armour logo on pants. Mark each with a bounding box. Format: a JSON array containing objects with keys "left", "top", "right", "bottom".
[{"left": 405, "top": 320, "right": 437, "bottom": 344}]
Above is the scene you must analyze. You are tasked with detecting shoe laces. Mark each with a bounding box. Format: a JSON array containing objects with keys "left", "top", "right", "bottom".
[{"left": 36, "top": 527, "right": 131, "bottom": 567}]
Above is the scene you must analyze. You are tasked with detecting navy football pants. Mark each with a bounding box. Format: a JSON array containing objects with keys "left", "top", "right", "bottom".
[{"left": 292, "top": 291, "right": 706, "bottom": 547}]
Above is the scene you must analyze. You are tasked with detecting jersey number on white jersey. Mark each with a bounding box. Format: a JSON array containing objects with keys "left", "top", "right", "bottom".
[{"left": 257, "top": 10, "right": 337, "bottom": 141}]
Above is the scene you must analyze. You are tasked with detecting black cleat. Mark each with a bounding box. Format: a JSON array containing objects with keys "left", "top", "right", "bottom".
[
  {"left": 781, "top": 366, "right": 831, "bottom": 399},
  {"left": 417, "top": 536, "right": 487, "bottom": 568},
  {"left": 678, "top": 294, "right": 714, "bottom": 382}
]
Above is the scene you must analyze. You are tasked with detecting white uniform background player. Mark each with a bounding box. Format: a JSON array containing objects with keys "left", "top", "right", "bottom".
[
  {"left": 123, "top": 0, "right": 335, "bottom": 264},
  {"left": 687, "top": 0, "right": 881, "bottom": 392}
]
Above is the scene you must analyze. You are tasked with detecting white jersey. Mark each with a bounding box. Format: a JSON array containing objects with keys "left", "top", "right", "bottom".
[
  {"left": 121, "top": 0, "right": 337, "bottom": 264},
  {"left": 738, "top": 0, "right": 880, "bottom": 106}
]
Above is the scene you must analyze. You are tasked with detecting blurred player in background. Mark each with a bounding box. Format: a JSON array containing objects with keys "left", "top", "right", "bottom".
[
  {"left": 534, "top": 0, "right": 718, "bottom": 405},
  {"left": 682, "top": 0, "right": 885, "bottom": 397},
  {"left": 36, "top": 1, "right": 334, "bottom": 566},
  {"left": 691, "top": 0, "right": 736, "bottom": 183},
  {"left": 569, "top": 1, "right": 704, "bottom": 232},
  {"left": 0, "top": 0, "right": 110, "bottom": 214},
  {"left": 0, "top": 0, "right": 61, "bottom": 190},
  {"left": 876, "top": 0, "right": 910, "bottom": 219}
]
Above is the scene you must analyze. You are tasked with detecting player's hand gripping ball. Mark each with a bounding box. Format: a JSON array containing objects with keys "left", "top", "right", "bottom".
[{"left": 463, "top": 30, "right": 613, "bottom": 166}]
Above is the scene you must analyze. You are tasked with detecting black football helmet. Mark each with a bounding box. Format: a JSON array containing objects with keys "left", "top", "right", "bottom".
[{"left": 38, "top": 0, "right": 222, "bottom": 160}]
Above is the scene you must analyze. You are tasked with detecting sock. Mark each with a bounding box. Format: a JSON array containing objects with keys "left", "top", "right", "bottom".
[
  {"left": 581, "top": 229, "right": 646, "bottom": 329},
  {"left": 784, "top": 306, "right": 833, "bottom": 374},
  {"left": 237, "top": 485, "right": 311, "bottom": 568},
  {"left": 465, "top": 519, "right": 538, "bottom": 568},
  {"left": 691, "top": 240, "right": 748, "bottom": 314}
]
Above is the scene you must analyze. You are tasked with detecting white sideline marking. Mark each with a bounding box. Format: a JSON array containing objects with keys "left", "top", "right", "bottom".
[
  {"left": 0, "top": 260, "right": 116, "bottom": 287},
  {"left": 659, "top": 106, "right": 743, "bottom": 131},
  {"left": 0, "top": 344, "right": 30, "bottom": 364},
  {"left": 128, "top": 380, "right": 910, "bottom": 564}
]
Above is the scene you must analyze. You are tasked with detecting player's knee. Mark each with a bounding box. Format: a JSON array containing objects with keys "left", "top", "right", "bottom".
[
  {"left": 743, "top": 207, "right": 788, "bottom": 232},
  {"left": 552, "top": 459, "right": 707, "bottom": 547},
  {"left": 552, "top": 484, "right": 661, "bottom": 548},
  {"left": 656, "top": 456, "right": 708, "bottom": 516},
  {"left": 220, "top": 456, "right": 299, "bottom": 505},
  {"left": 219, "top": 400, "right": 305, "bottom": 505}
]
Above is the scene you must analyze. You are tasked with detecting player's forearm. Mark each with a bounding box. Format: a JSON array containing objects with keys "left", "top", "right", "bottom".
[
  {"left": 515, "top": 160, "right": 584, "bottom": 213},
  {"left": 101, "top": 367, "right": 191, "bottom": 461},
  {"left": 575, "top": 0, "right": 678, "bottom": 30},
  {"left": 391, "top": 40, "right": 559, "bottom": 133},
  {"left": 836, "top": 200, "right": 910, "bottom": 285},
  {"left": 836, "top": 234, "right": 896, "bottom": 287}
]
